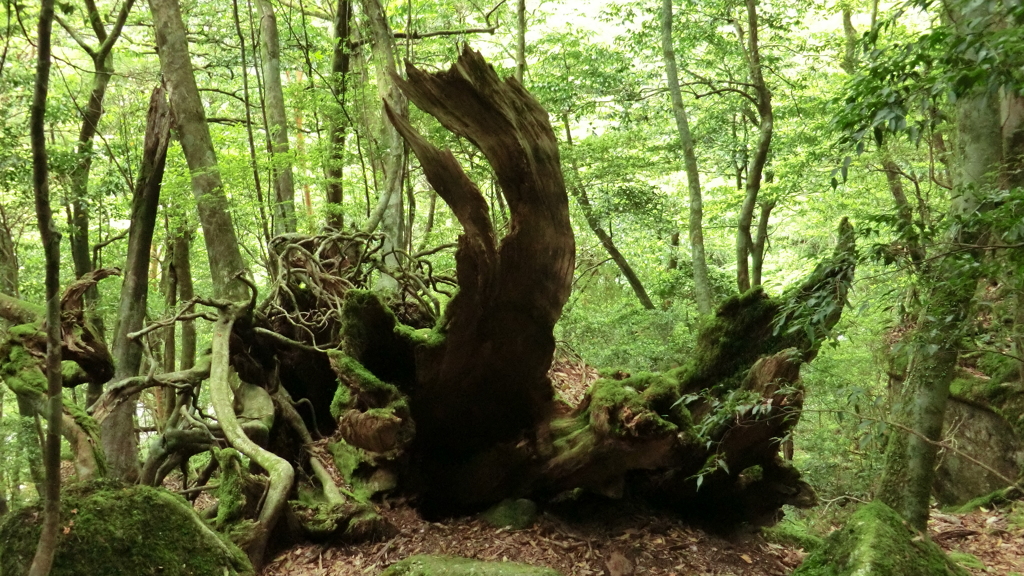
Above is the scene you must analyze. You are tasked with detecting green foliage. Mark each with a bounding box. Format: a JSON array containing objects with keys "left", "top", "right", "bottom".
[{"left": 556, "top": 298, "right": 696, "bottom": 372}]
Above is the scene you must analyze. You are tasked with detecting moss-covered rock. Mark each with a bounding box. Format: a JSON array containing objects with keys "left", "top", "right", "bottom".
[
  {"left": 381, "top": 555, "right": 562, "bottom": 576},
  {"left": 480, "top": 498, "right": 538, "bottom": 530},
  {"left": 792, "top": 501, "right": 968, "bottom": 576},
  {"left": 0, "top": 480, "right": 253, "bottom": 576}
]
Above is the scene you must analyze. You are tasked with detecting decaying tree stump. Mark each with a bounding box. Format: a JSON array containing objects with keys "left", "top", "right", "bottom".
[{"left": 256, "top": 47, "right": 855, "bottom": 522}]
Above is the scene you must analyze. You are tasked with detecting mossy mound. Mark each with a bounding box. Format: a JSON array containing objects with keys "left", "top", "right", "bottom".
[
  {"left": 480, "top": 498, "right": 538, "bottom": 530},
  {"left": 0, "top": 480, "right": 253, "bottom": 576},
  {"left": 381, "top": 555, "right": 563, "bottom": 576},
  {"left": 792, "top": 501, "right": 968, "bottom": 576}
]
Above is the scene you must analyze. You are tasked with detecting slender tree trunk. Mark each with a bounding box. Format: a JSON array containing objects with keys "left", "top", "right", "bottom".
[
  {"left": 660, "top": 0, "right": 712, "bottom": 314},
  {"left": 173, "top": 229, "right": 196, "bottom": 370},
  {"left": 230, "top": 0, "right": 271, "bottom": 255},
  {"left": 879, "top": 72, "right": 1013, "bottom": 531},
  {"left": 841, "top": 7, "right": 857, "bottom": 74},
  {"left": 515, "top": 0, "right": 525, "bottom": 83},
  {"left": 102, "top": 86, "right": 171, "bottom": 482},
  {"left": 360, "top": 0, "right": 407, "bottom": 248},
  {"left": 257, "top": 0, "right": 297, "bottom": 235},
  {"left": 149, "top": 0, "right": 249, "bottom": 303},
  {"left": 563, "top": 118, "right": 653, "bottom": 310},
  {"left": 735, "top": 0, "right": 773, "bottom": 294},
  {"left": 158, "top": 230, "right": 177, "bottom": 427},
  {"left": 27, "top": 0, "right": 61, "bottom": 571},
  {"left": 324, "top": 0, "right": 352, "bottom": 228},
  {"left": 751, "top": 199, "right": 774, "bottom": 287},
  {"left": 0, "top": 205, "right": 17, "bottom": 297}
]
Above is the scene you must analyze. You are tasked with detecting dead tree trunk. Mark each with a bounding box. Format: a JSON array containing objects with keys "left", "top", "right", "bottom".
[{"left": 382, "top": 47, "right": 574, "bottom": 507}]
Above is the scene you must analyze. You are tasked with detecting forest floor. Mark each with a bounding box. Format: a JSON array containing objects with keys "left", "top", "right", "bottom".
[
  {"left": 259, "top": 355, "right": 1024, "bottom": 576},
  {"left": 259, "top": 500, "right": 1024, "bottom": 576}
]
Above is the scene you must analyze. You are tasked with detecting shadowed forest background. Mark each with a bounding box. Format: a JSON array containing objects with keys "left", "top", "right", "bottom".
[{"left": 0, "top": 0, "right": 1023, "bottom": 574}]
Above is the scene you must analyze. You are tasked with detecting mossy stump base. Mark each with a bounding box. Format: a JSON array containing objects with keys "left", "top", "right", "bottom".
[
  {"left": 792, "top": 501, "right": 968, "bottom": 576},
  {"left": 381, "top": 555, "right": 563, "bottom": 576},
  {"left": 0, "top": 481, "right": 253, "bottom": 576}
]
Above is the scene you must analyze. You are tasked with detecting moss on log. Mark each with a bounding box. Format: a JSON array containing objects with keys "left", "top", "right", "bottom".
[{"left": 792, "top": 501, "right": 967, "bottom": 576}]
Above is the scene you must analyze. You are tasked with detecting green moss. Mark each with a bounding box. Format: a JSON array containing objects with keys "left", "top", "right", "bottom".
[
  {"left": 480, "top": 499, "right": 538, "bottom": 530},
  {"left": 952, "top": 486, "right": 1018, "bottom": 513},
  {"left": 0, "top": 480, "right": 253, "bottom": 576},
  {"left": 327, "top": 440, "right": 373, "bottom": 502},
  {"left": 792, "top": 501, "right": 968, "bottom": 576},
  {"left": 328, "top": 351, "right": 406, "bottom": 418},
  {"left": 947, "top": 551, "right": 985, "bottom": 570},
  {"left": 978, "top": 352, "right": 1019, "bottom": 385},
  {"left": 62, "top": 397, "right": 107, "bottom": 476},
  {"left": 215, "top": 448, "right": 247, "bottom": 529},
  {"left": 1, "top": 344, "right": 47, "bottom": 397},
  {"left": 762, "top": 516, "right": 824, "bottom": 552},
  {"left": 381, "top": 555, "right": 563, "bottom": 576},
  {"left": 394, "top": 324, "right": 446, "bottom": 349}
]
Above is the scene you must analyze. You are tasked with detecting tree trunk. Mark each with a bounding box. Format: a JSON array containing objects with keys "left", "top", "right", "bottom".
[
  {"left": 101, "top": 86, "right": 171, "bottom": 482},
  {"left": 383, "top": 48, "right": 575, "bottom": 510},
  {"left": 661, "top": 0, "right": 712, "bottom": 315},
  {"left": 879, "top": 36, "right": 1017, "bottom": 528},
  {"left": 257, "top": 0, "right": 297, "bottom": 236},
  {"left": 324, "top": 0, "right": 352, "bottom": 228},
  {"left": 360, "top": 0, "right": 407, "bottom": 268},
  {"left": 841, "top": 7, "right": 857, "bottom": 74},
  {"left": 174, "top": 229, "right": 197, "bottom": 370},
  {"left": 563, "top": 117, "right": 653, "bottom": 310},
  {"left": 515, "top": 0, "right": 526, "bottom": 83},
  {"left": 0, "top": 206, "right": 17, "bottom": 297},
  {"left": 149, "top": 0, "right": 249, "bottom": 303},
  {"left": 27, "top": 0, "right": 61, "bottom": 571},
  {"left": 735, "top": 0, "right": 773, "bottom": 294},
  {"left": 751, "top": 199, "right": 774, "bottom": 287}
]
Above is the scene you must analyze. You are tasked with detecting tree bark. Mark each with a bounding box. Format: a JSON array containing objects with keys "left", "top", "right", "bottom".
[
  {"left": 0, "top": 206, "right": 17, "bottom": 297},
  {"left": 360, "top": 0, "right": 407, "bottom": 268},
  {"left": 841, "top": 7, "right": 857, "bottom": 74},
  {"left": 173, "top": 229, "right": 197, "bottom": 370},
  {"left": 879, "top": 13, "right": 1018, "bottom": 526},
  {"left": 257, "top": 0, "right": 297, "bottom": 236},
  {"left": 661, "top": 0, "right": 712, "bottom": 315},
  {"left": 27, "top": 0, "right": 61, "bottom": 571},
  {"left": 751, "top": 199, "right": 774, "bottom": 287},
  {"left": 149, "top": 0, "right": 249, "bottom": 303},
  {"left": 102, "top": 85, "right": 171, "bottom": 482},
  {"left": 384, "top": 48, "right": 575, "bottom": 510},
  {"left": 324, "top": 0, "right": 352, "bottom": 228},
  {"left": 515, "top": 0, "right": 526, "bottom": 83},
  {"left": 735, "top": 0, "right": 773, "bottom": 294}
]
